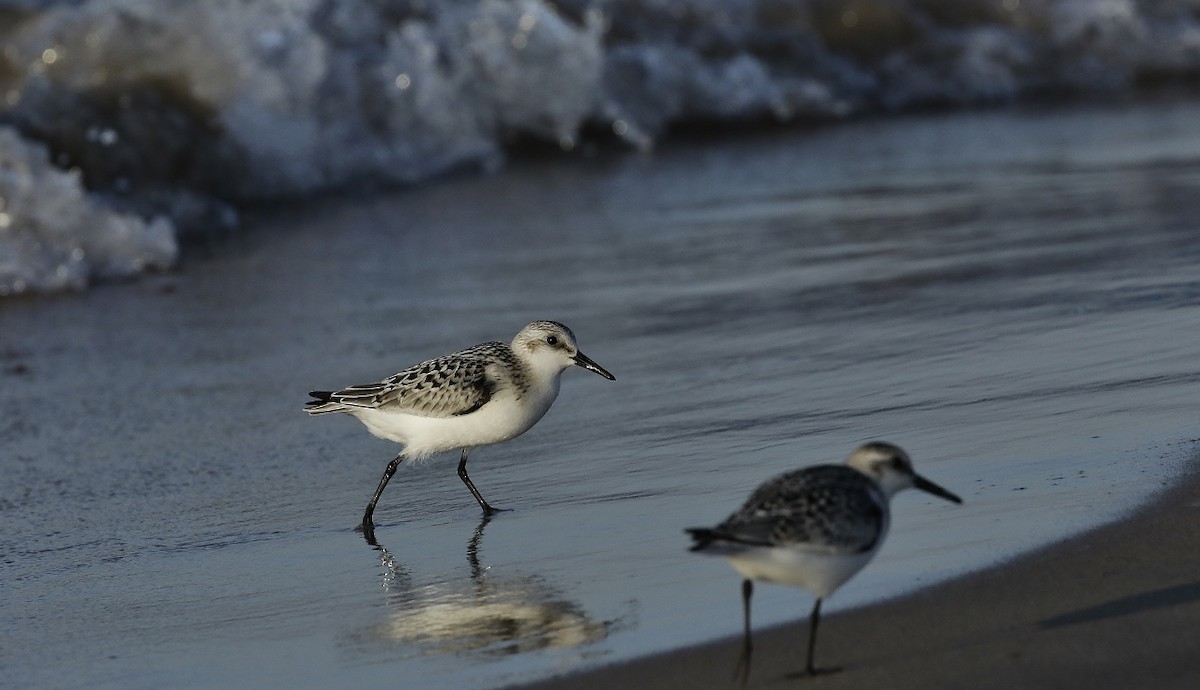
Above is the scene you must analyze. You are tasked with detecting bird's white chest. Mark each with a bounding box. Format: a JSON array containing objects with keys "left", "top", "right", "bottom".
[
  {"left": 352, "top": 375, "right": 561, "bottom": 457},
  {"left": 726, "top": 508, "right": 892, "bottom": 598},
  {"left": 726, "top": 544, "right": 882, "bottom": 599}
]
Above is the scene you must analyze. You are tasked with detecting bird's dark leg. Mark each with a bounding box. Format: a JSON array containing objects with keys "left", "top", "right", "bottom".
[
  {"left": 457, "top": 448, "right": 504, "bottom": 515},
  {"left": 360, "top": 453, "right": 404, "bottom": 533},
  {"left": 806, "top": 597, "right": 822, "bottom": 675},
  {"left": 804, "top": 597, "right": 840, "bottom": 676},
  {"left": 735, "top": 579, "right": 753, "bottom": 687}
]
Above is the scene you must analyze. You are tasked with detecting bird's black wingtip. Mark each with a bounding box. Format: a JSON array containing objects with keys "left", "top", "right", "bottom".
[
  {"left": 307, "top": 390, "right": 333, "bottom": 403},
  {"left": 685, "top": 527, "right": 717, "bottom": 552},
  {"left": 305, "top": 391, "right": 335, "bottom": 409}
]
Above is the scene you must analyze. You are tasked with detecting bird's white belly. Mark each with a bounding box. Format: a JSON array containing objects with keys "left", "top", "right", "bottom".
[
  {"left": 350, "top": 390, "right": 556, "bottom": 458},
  {"left": 725, "top": 546, "right": 879, "bottom": 599}
]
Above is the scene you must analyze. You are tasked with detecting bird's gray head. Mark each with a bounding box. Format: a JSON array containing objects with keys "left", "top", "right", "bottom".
[
  {"left": 513, "top": 321, "right": 615, "bottom": 380},
  {"left": 846, "top": 442, "right": 962, "bottom": 504}
]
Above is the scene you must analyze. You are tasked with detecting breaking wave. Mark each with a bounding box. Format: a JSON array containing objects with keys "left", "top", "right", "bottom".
[{"left": 3, "top": 0, "right": 1200, "bottom": 293}]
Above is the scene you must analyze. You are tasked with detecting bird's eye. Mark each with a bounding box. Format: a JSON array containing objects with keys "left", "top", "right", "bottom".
[{"left": 546, "top": 335, "right": 559, "bottom": 346}]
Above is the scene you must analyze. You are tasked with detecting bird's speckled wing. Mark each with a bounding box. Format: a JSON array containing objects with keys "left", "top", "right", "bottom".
[
  {"left": 714, "top": 465, "right": 885, "bottom": 553},
  {"left": 322, "top": 342, "right": 518, "bottom": 418}
]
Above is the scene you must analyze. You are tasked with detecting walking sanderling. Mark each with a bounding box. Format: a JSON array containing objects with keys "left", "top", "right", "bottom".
[
  {"left": 306, "top": 321, "right": 614, "bottom": 531},
  {"left": 686, "top": 442, "right": 961, "bottom": 679}
]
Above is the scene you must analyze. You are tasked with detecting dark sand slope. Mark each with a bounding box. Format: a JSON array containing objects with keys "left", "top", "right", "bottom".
[{"left": 518, "top": 455, "right": 1200, "bottom": 689}]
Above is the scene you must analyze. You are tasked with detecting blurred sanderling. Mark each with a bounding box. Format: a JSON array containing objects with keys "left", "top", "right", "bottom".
[
  {"left": 686, "top": 442, "right": 961, "bottom": 679},
  {"left": 306, "top": 320, "right": 614, "bottom": 533}
]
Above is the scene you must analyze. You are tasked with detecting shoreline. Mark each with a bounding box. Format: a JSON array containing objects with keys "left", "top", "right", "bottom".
[{"left": 515, "top": 450, "right": 1200, "bottom": 689}]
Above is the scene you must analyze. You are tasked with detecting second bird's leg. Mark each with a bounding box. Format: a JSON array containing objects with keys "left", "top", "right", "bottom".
[
  {"left": 806, "top": 597, "right": 840, "bottom": 676},
  {"left": 735, "top": 579, "right": 753, "bottom": 687},
  {"left": 457, "top": 448, "right": 503, "bottom": 516}
]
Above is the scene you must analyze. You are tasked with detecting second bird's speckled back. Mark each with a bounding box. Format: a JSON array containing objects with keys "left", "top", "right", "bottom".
[{"left": 715, "top": 466, "right": 887, "bottom": 554}]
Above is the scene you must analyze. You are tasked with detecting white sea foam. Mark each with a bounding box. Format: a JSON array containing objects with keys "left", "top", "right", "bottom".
[
  {"left": 2, "top": 0, "right": 1200, "bottom": 293},
  {"left": 0, "top": 126, "right": 175, "bottom": 294}
]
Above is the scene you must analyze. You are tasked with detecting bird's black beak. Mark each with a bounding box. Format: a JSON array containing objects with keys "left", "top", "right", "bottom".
[
  {"left": 913, "top": 474, "right": 962, "bottom": 504},
  {"left": 573, "top": 351, "right": 615, "bottom": 380}
]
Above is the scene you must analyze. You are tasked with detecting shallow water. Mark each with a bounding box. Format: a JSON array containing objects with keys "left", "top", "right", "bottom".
[{"left": 3, "top": 98, "right": 1200, "bottom": 689}]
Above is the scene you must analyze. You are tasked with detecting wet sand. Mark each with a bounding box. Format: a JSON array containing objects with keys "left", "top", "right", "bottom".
[{"left": 518, "top": 456, "right": 1200, "bottom": 689}]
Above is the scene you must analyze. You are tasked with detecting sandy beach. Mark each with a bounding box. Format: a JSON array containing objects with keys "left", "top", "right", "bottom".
[{"left": 518, "top": 455, "right": 1200, "bottom": 689}]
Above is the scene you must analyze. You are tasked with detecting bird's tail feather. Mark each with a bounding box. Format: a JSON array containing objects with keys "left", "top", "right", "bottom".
[
  {"left": 304, "top": 391, "right": 344, "bottom": 415},
  {"left": 685, "top": 527, "right": 721, "bottom": 552}
]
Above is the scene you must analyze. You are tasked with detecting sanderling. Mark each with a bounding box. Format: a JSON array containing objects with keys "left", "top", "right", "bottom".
[
  {"left": 686, "top": 442, "right": 961, "bottom": 679},
  {"left": 306, "top": 320, "right": 614, "bottom": 531}
]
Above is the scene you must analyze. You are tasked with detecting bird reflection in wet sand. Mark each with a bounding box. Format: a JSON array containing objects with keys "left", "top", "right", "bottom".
[{"left": 348, "top": 517, "right": 623, "bottom": 660}]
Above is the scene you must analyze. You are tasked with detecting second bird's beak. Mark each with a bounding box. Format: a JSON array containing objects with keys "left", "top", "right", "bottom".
[
  {"left": 573, "top": 351, "right": 616, "bottom": 380},
  {"left": 913, "top": 474, "right": 962, "bottom": 504}
]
